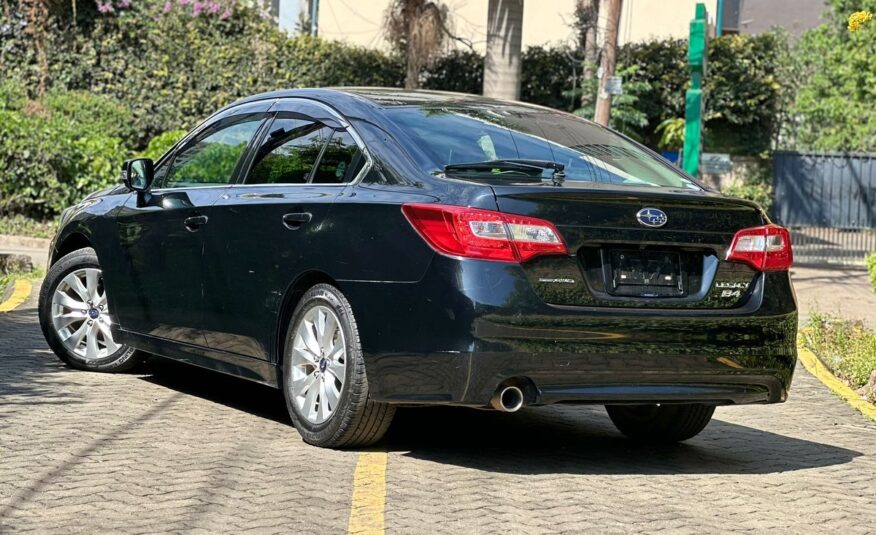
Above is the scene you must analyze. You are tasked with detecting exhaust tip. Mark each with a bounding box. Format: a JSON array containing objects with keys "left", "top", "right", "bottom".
[{"left": 491, "top": 385, "right": 524, "bottom": 412}]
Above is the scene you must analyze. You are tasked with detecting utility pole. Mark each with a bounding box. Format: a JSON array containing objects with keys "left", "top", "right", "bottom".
[
  {"left": 593, "top": 0, "right": 622, "bottom": 126},
  {"left": 310, "top": 0, "right": 319, "bottom": 37}
]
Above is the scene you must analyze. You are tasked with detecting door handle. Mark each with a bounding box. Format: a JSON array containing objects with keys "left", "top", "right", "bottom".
[
  {"left": 184, "top": 215, "right": 209, "bottom": 231},
  {"left": 282, "top": 212, "right": 312, "bottom": 230}
]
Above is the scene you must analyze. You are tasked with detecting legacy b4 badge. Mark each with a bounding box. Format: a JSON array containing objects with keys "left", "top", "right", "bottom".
[{"left": 715, "top": 280, "right": 750, "bottom": 299}]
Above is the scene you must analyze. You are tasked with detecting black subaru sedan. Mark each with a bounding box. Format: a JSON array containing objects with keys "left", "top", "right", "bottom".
[{"left": 38, "top": 88, "right": 797, "bottom": 448}]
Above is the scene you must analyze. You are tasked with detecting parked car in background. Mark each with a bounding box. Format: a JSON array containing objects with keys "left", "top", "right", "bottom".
[{"left": 39, "top": 89, "right": 797, "bottom": 448}]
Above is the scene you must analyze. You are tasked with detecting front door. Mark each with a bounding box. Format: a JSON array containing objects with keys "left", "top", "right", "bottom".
[
  {"left": 111, "top": 104, "right": 269, "bottom": 345},
  {"left": 202, "top": 99, "right": 369, "bottom": 360}
]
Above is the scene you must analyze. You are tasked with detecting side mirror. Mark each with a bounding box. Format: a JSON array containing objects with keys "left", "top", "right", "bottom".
[{"left": 122, "top": 158, "right": 155, "bottom": 192}]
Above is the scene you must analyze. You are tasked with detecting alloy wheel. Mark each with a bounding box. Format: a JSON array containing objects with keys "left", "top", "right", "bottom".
[
  {"left": 288, "top": 305, "right": 347, "bottom": 424},
  {"left": 51, "top": 268, "right": 120, "bottom": 360}
]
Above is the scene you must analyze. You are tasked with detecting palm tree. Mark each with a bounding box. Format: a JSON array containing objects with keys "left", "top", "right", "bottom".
[
  {"left": 483, "top": 0, "right": 523, "bottom": 100},
  {"left": 22, "top": 0, "right": 51, "bottom": 97},
  {"left": 384, "top": 0, "right": 449, "bottom": 89}
]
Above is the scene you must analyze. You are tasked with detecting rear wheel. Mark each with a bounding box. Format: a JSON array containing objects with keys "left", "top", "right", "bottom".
[
  {"left": 38, "top": 248, "right": 142, "bottom": 372},
  {"left": 605, "top": 403, "right": 715, "bottom": 442},
  {"left": 282, "top": 283, "right": 395, "bottom": 448}
]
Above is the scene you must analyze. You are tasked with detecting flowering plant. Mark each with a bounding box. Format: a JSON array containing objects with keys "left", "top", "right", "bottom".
[
  {"left": 848, "top": 10, "right": 873, "bottom": 32},
  {"left": 96, "top": 0, "right": 237, "bottom": 19}
]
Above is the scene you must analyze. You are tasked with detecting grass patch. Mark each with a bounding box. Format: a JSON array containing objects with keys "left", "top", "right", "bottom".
[
  {"left": 805, "top": 311, "right": 876, "bottom": 404},
  {"left": 867, "top": 251, "right": 876, "bottom": 292},
  {"left": 0, "top": 215, "right": 57, "bottom": 239}
]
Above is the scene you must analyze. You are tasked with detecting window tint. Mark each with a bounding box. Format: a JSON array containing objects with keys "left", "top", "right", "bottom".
[
  {"left": 312, "top": 130, "right": 366, "bottom": 184},
  {"left": 384, "top": 106, "right": 700, "bottom": 190},
  {"left": 164, "top": 114, "right": 263, "bottom": 188},
  {"left": 247, "top": 118, "right": 331, "bottom": 184}
]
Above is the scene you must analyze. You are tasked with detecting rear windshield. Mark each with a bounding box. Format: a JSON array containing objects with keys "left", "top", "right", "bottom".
[{"left": 384, "top": 105, "right": 700, "bottom": 190}]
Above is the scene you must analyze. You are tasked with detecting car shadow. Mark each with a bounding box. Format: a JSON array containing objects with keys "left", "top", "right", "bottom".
[
  {"left": 138, "top": 357, "right": 863, "bottom": 476},
  {"left": 138, "top": 356, "right": 289, "bottom": 423},
  {"left": 384, "top": 406, "right": 863, "bottom": 476}
]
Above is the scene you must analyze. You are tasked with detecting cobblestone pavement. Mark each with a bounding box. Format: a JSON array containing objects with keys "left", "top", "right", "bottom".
[
  {"left": 2, "top": 291, "right": 875, "bottom": 534},
  {"left": 791, "top": 266, "right": 876, "bottom": 327}
]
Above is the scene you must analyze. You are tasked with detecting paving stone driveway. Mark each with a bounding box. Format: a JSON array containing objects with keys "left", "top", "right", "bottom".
[{"left": 1, "top": 292, "right": 875, "bottom": 534}]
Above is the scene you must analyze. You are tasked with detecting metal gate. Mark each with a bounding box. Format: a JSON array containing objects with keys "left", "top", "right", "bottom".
[{"left": 772, "top": 151, "right": 876, "bottom": 265}]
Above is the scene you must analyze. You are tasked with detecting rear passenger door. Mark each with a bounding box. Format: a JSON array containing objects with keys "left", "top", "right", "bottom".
[{"left": 201, "top": 99, "right": 368, "bottom": 360}]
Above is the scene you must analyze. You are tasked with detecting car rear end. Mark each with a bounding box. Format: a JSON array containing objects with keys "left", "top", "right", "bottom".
[
  {"left": 345, "top": 93, "right": 797, "bottom": 410},
  {"left": 385, "top": 185, "right": 796, "bottom": 409}
]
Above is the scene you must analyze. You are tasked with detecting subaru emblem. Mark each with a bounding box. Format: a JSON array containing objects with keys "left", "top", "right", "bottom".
[{"left": 636, "top": 208, "right": 667, "bottom": 228}]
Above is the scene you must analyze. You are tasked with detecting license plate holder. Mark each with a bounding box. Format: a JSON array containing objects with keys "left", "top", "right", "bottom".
[{"left": 603, "top": 249, "right": 686, "bottom": 297}]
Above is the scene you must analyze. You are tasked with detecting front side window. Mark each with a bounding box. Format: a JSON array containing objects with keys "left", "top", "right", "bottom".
[
  {"left": 247, "top": 117, "right": 331, "bottom": 184},
  {"left": 384, "top": 105, "right": 700, "bottom": 190},
  {"left": 163, "top": 114, "right": 263, "bottom": 188}
]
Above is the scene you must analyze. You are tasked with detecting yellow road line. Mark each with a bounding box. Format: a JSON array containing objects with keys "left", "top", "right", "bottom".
[
  {"left": 347, "top": 451, "right": 388, "bottom": 535},
  {"left": 798, "top": 344, "right": 876, "bottom": 421},
  {"left": 0, "top": 279, "right": 33, "bottom": 313}
]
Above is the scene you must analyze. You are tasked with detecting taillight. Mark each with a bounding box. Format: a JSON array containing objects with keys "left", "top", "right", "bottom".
[
  {"left": 726, "top": 224, "right": 793, "bottom": 271},
  {"left": 401, "top": 203, "right": 567, "bottom": 263}
]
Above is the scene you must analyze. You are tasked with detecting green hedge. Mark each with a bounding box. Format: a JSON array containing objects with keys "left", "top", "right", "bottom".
[
  {"left": 0, "top": 82, "right": 129, "bottom": 218},
  {"left": 619, "top": 33, "right": 787, "bottom": 152}
]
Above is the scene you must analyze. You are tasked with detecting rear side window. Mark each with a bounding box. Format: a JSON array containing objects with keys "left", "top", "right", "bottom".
[
  {"left": 247, "top": 117, "right": 331, "bottom": 184},
  {"left": 163, "top": 114, "right": 263, "bottom": 188},
  {"left": 312, "top": 130, "right": 366, "bottom": 184}
]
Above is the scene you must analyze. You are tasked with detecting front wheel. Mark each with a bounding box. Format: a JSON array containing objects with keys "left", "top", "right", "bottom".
[
  {"left": 282, "top": 283, "right": 395, "bottom": 448},
  {"left": 38, "top": 247, "right": 142, "bottom": 372},
  {"left": 605, "top": 403, "right": 715, "bottom": 443}
]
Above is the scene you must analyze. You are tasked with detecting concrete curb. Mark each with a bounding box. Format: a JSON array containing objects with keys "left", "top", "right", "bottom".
[
  {"left": 0, "top": 279, "right": 33, "bottom": 313},
  {"left": 798, "top": 342, "right": 876, "bottom": 421},
  {"left": 0, "top": 234, "right": 51, "bottom": 250}
]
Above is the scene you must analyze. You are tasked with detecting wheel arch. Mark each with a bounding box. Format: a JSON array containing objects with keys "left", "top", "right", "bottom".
[
  {"left": 51, "top": 232, "right": 93, "bottom": 266},
  {"left": 274, "top": 270, "right": 340, "bottom": 367}
]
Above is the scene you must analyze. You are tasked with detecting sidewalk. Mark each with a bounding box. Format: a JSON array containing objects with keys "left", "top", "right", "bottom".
[{"left": 792, "top": 265, "right": 876, "bottom": 327}]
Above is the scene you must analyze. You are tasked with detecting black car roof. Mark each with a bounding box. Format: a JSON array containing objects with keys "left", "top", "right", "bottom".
[{"left": 222, "top": 87, "right": 557, "bottom": 118}]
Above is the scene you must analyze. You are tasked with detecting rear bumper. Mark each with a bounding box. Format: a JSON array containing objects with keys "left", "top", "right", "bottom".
[{"left": 339, "top": 255, "right": 797, "bottom": 407}]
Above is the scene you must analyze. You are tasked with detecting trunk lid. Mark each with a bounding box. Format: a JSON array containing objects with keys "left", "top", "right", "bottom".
[{"left": 491, "top": 183, "right": 766, "bottom": 309}]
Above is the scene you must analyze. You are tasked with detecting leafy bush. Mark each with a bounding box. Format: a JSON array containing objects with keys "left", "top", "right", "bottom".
[
  {"left": 521, "top": 46, "right": 578, "bottom": 111},
  {"left": 806, "top": 312, "right": 876, "bottom": 403},
  {"left": 0, "top": 83, "right": 128, "bottom": 219},
  {"left": 422, "top": 50, "right": 483, "bottom": 94},
  {"left": 618, "top": 33, "right": 788, "bottom": 153},
  {"left": 721, "top": 181, "right": 773, "bottom": 212},
  {"left": 141, "top": 130, "right": 187, "bottom": 161},
  {"left": 789, "top": 0, "right": 876, "bottom": 151},
  {"left": 719, "top": 158, "right": 774, "bottom": 211},
  {"left": 867, "top": 252, "right": 876, "bottom": 293}
]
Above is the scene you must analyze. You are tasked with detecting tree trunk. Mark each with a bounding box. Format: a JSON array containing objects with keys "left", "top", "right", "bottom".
[
  {"left": 405, "top": 45, "right": 420, "bottom": 89},
  {"left": 593, "top": 0, "right": 622, "bottom": 126},
  {"left": 483, "top": 0, "right": 523, "bottom": 100},
  {"left": 24, "top": 0, "right": 50, "bottom": 98}
]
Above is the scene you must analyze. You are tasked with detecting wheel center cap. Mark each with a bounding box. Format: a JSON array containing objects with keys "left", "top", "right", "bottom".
[
  {"left": 318, "top": 358, "right": 328, "bottom": 372},
  {"left": 88, "top": 308, "right": 100, "bottom": 319}
]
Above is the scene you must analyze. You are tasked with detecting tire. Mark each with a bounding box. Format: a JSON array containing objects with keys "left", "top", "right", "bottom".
[
  {"left": 282, "top": 283, "right": 395, "bottom": 448},
  {"left": 38, "top": 247, "right": 142, "bottom": 372},
  {"left": 605, "top": 403, "right": 715, "bottom": 443}
]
